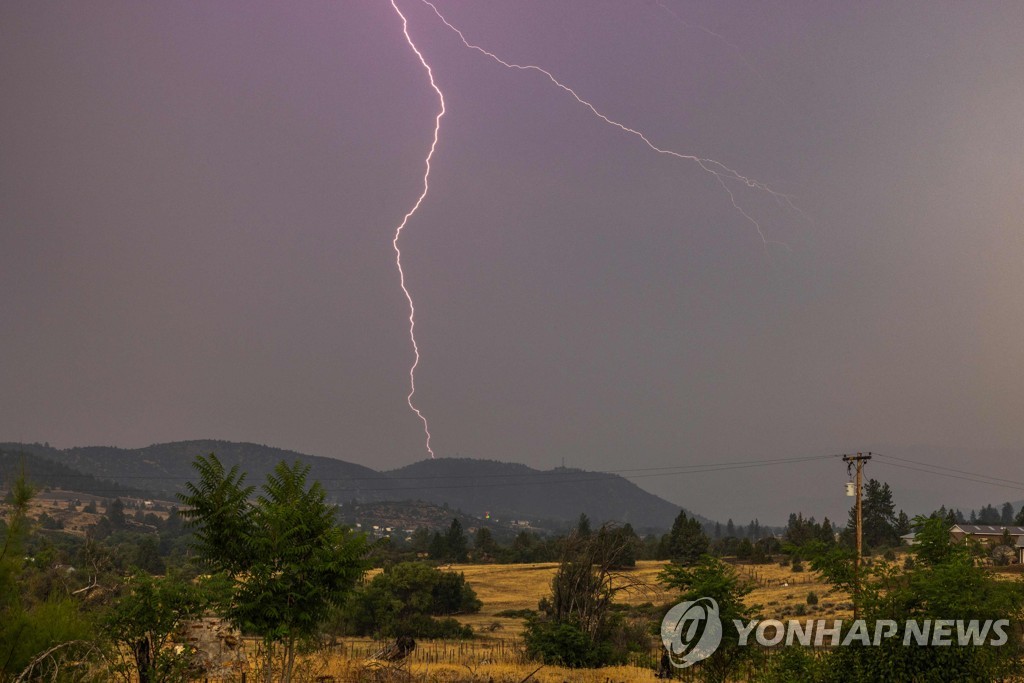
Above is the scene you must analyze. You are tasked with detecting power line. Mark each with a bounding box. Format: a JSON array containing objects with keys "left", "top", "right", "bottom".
[
  {"left": 871, "top": 458, "right": 1024, "bottom": 495},
  {"left": 873, "top": 452, "right": 1024, "bottom": 489}
]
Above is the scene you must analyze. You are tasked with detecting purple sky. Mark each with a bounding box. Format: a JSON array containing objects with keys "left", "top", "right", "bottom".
[{"left": 2, "top": 1, "right": 1023, "bottom": 523}]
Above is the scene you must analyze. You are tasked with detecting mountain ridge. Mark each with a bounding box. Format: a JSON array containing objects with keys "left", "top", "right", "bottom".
[{"left": 1, "top": 440, "right": 689, "bottom": 531}]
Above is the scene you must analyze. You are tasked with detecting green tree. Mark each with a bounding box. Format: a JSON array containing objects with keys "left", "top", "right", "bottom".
[
  {"left": 104, "top": 571, "right": 211, "bottom": 683},
  {"left": 524, "top": 526, "right": 645, "bottom": 667},
  {"left": 444, "top": 518, "right": 468, "bottom": 563},
  {"left": 1000, "top": 502, "right": 1015, "bottom": 525},
  {"left": 178, "top": 454, "right": 253, "bottom": 575},
  {"left": 847, "top": 479, "right": 899, "bottom": 549},
  {"left": 339, "top": 562, "right": 478, "bottom": 638},
  {"left": 0, "top": 467, "right": 94, "bottom": 678},
  {"left": 802, "top": 516, "right": 1024, "bottom": 682},
  {"left": 473, "top": 527, "right": 496, "bottom": 558},
  {"left": 602, "top": 523, "right": 640, "bottom": 568},
  {"left": 180, "top": 455, "right": 368, "bottom": 683},
  {"left": 667, "top": 511, "right": 709, "bottom": 565},
  {"left": 428, "top": 531, "right": 446, "bottom": 560},
  {"left": 575, "top": 513, "right": 592, "bottom": 538},
  {"left": 410, "top": 527, "right": 431, "bottom": 554},
  {"left": 131, "top": 536, "right": 165, "bottom": 575},
  {"left": 659, "top": 556, "right": 759, "bottom": 683}
]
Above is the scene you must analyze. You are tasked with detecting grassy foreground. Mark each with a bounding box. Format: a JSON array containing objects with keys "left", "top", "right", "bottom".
[{"left": 295, "top": 560, "right": 848, "bottom": 682}]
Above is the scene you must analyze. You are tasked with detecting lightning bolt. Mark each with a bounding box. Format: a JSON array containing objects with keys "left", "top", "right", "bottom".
[
  {"left": 418, "top": 0, "right": 797, "bottom": 251},
  {"left": 390, "top": 0, "right": 444, "bottom": 458},
  {"left": 389, "top": 1, "right": 799, "bottom": 459}
]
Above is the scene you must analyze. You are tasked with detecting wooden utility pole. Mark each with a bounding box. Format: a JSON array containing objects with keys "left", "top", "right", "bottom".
[{"left": 843, "top": 452, "right": 871, "bottom": 620}]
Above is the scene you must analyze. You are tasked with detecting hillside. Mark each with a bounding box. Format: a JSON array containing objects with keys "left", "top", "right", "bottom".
[
  {"left": 0, "top": 448, "right": 147, "bottom": 499},
  {"left": 0, "top": 440, "right": 385, "bottom": 499},
  {"left": 384, "top": 458, "right": 685, "bottom": 530},
  {"left": 3, "top": 441, "right": 686, "bottom": 531}
]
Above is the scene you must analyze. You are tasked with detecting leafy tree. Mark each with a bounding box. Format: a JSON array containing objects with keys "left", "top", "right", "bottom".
[
  {"left": 803, "top": 516, "right": 1024, "bottom": 681},
  {"left": 894, "top": 509, "right": 911, "bottom": 537},
  {"left": 410, "top": 527, "right": 431, "bottom": 554},
  {"left": 525, "top": 525, "right": 645, "bottom": 667},
  {"left": 473, "top": 527, "right": 496, "bottom": 558},
  {"left": 106, "top": 499, "right": 127, "bottom": 529},
  {"left": 575, "top": 513, "right": 592, "bottom": 538},
  {"left": 339, "top": 562, "right": 477, "bottom": 638},
  {"left": 428, "top": 531, "right": 446, "bottom": 561},
  {"left": 785, "top": 513, "right": 837, "bottom": 552},
  {"left": 103, "top": 571, "right": 211, "bottom": 683},
  {"left": 131, "top": 536, "right": 165, "bottom": 575},
  {"left": 660, "top": 556, "right": 759, "bottom": 683},
  {"left": 178, "top": 454, "right": 253, "bottom": 576},
  {"left": 0, "top": 468, "right": 94, "bottom": 678},
  {"left": 666, "top": 511, "right": 709, "bottom": 565},
  {"left": 605, "top": 523, "right": 640, "bottom": 568},
  {"left": 444, "top": 518, "right": 468, "bottom": 563},
  {"left": 1001, "top": 502, "right": 1015, "bottom": 525},
  {"left": 180, "top": 454, "right": 368, "bottom": 683},
  {"left": 844, "top": 479, "right": 899, "bottom": 549}
]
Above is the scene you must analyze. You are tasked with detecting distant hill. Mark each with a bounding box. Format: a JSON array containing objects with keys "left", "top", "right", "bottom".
[
  {"left": 0, "top": 440, "right": 384, "bottom": 499},
  {"left": 383, "top": 458, "right": 685, "bottom": 531},
  {"left": 2, "top": 441, "right": 687, "bottom": 531},
  {"left": 0, "top": 448, "right": 147, "bottom": 499}
]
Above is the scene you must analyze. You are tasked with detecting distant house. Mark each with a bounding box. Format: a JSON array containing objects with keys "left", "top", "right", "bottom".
[
  {"left": 900, "top": 532, "right": 917, "bottom": 545},
  {"left": 949, "top": 524, "right": 1024, "bottom": 563}
]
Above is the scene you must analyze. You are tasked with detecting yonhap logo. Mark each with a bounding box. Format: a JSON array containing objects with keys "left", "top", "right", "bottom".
[{"left": 661, "top": 597, "right": 723, "bottom": 668}]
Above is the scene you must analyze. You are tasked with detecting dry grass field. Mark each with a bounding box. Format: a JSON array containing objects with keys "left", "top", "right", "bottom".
[
  {"left": 450, "top": 560, "right": 850, "bottom": 639},
  {"left": 298, "top": 559, "right": 850, "bottom": 682}
]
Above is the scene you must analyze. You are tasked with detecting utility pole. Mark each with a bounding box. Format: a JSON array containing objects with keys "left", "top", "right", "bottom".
[{"left": 843, "top": 453, "right": 871, "bottom": 620}]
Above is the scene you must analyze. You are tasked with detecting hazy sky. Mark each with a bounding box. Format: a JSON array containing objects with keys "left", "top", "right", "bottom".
[{"left": 3, "top": 1, "right": 1023, "bottom": 523}]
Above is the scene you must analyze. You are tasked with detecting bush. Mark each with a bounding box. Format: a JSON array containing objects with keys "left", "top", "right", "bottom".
[
  {"left": 791, "top": 560, "right": 804, "bottom": 572},
  {"left": 752, "top": 646, "right": 829, "bottom": 682},
  {"left": 523, "top": 618, "right": 614, "bottom": 668},
  {"left": 883, "top": 549, "right": 896, "bottom": 561},
  {"left": 398, "top": 614, "right": 472, "bottom": 639},
  {"left": 806, "top": 591, "right": 818, "bottom": 605},
  {"left": 337, "top": 562, "right": 479, "bottom": 639}
]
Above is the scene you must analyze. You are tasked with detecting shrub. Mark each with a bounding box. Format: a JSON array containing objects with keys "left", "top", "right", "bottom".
[
  {"left": 338, "top": 562, "right": 479, "bottom": 639},
  {"left": 524, "top": 618, "right": 613, "bottom": 668},
  {"left": 806, "top": 591, "right": 818, "bottom": 605}
]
